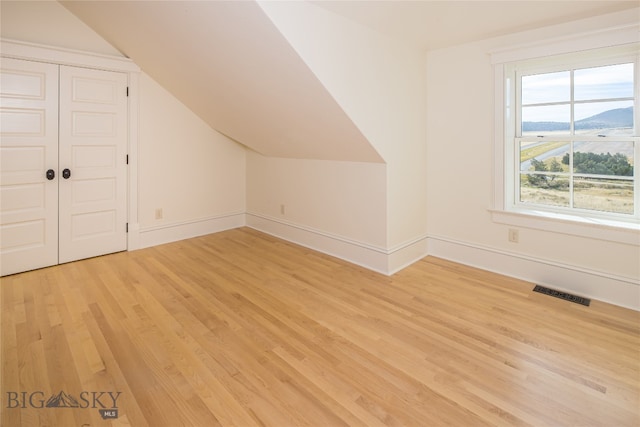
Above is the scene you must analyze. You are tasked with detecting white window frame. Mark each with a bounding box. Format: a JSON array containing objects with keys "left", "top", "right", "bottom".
[{"left": 490, "top": 25, "right": 640, "bottom": 246}]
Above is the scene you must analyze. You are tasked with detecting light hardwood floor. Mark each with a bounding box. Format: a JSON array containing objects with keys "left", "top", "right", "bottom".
[{"left": 1, "top": 227, "right": 639, "bottom": 426}]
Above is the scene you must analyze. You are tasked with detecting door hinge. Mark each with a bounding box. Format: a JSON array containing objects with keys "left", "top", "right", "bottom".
[
  {"left": 126, "top": 154, "right": 129, "bottom": 165},
  {"left": 126, "top": 87, "right": 129, "bottom": 97},
  {"left": 126, "top": 223, "right": 129, "bottom": 233}
]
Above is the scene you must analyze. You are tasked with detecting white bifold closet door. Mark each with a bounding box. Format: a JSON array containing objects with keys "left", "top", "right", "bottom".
[{"left": 0, "top": 57, "right": 128, "bottom": 276}]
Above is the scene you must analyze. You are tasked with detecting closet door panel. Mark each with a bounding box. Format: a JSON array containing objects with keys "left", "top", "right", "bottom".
[
  {"left": 60, "top": 66, "right": 127, "bottom": 263},
  {"left": 58, "top": 66, "right": 128, "bottom": 264},
  {"left": 0, "top": 58, "right": 59, "bottom": 276}
]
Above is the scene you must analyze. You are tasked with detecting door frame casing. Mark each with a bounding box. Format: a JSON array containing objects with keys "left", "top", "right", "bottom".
[{"left": 1, "top": 38, "right": 142, "bottom": 252}]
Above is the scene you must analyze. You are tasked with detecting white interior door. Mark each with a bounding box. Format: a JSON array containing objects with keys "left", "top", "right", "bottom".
[
  {"left": 58, "top": 66, "right": 128, "bottom": 264},
  {"left": 0, "top": 58, "right": 59, "bottom": 276}
]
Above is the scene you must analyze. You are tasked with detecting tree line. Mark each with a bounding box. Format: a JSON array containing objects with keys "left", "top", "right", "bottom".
[{"left": 527, "top": 152, "right": 633, "bottom": 188}]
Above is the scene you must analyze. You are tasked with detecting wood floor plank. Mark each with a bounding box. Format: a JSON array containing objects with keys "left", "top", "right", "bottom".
[{"left": 1, "top": 227, "right": 639, "bottom": 426}]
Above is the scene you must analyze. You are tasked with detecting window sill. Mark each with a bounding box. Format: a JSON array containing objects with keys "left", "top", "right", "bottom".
[{"left": 489, "top": 209, "right": 640, "bottom": 246}]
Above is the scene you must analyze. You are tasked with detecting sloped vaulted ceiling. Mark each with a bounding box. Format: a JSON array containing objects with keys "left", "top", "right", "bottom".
[{"left": 60, "top": 0, "right": 384, "bottom": 163}]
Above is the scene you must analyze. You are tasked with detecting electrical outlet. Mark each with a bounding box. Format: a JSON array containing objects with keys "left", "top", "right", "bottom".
[
  {"left": 508, "top": 228, "right": 519, "bottom": 243},
  {"left": 155, "top": 208, "right": 163, "bottom": 220}
]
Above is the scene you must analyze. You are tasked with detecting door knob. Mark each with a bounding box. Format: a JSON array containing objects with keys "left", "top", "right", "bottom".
[
  {"left": 62, "top": 168, "right": 71, "bottom": 179},
  {"left": 46, "top": 169, "right": 55, "bottom": 180}
]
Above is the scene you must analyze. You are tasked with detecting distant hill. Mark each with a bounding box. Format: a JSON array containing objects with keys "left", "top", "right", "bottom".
[
  {"left": 575, "top": 106, "right": 633, "bottom": 130},
  {"left": 523, "top": 106, "right": 633, "bottom": 132}
]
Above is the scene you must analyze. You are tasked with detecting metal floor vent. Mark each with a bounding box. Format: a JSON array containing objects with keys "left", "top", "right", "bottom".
[{"left": 533, "top": 285, "right": 591, "bottom": 306}]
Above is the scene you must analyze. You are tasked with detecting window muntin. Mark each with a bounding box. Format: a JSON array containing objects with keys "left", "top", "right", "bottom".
[{"left": 510, "top": 51, "right": 638, "bottom": 221}]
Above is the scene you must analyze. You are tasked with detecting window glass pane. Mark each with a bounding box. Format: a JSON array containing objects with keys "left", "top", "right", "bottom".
[
  {"left": 512, "top": 50, "right": 638, "bottom": 219},
  {"left": 574, "top": 102, "right": 633, "bottom": 135},
  {"left": 574, "top": 177, "right": 634, "bottom": 214},
  {"left": 522, "top": 71, "right": 570, "bottom": 105},
  {"left": 520, "top": 141, "right": 569, "bottom": 172},
  {"left": 574, "top": 63, "right": 634, "bottom": 101},
  {"left": 520, "top": 174, "right": 569, "bottom": 207},
  {"left": 572, "top": 141, "right": 634, "bottom": 176},
  {"left": 522, "top": 104, "right": 570, "bottom": 135}
]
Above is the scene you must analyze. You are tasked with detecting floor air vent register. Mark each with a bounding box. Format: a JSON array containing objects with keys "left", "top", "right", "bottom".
[{"left": 533, "top": 285, "right": 591, "bottom": 306}]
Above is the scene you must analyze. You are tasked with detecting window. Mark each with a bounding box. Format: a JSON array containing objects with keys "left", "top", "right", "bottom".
[{"left": 501, "top": 44, "right": 639, "bottom": 228}]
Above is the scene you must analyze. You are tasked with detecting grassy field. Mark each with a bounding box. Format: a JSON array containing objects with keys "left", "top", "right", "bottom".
[
  {"left": 520, "top": 141, "right": 568, "bottom": 163},
  {"left": 520, "top": 178, "right": 634, "bottom": 214}
]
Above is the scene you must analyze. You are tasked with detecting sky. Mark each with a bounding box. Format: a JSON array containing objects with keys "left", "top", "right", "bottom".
[{"left": 521, "top": 62, "right": 634, "bottom": 122}]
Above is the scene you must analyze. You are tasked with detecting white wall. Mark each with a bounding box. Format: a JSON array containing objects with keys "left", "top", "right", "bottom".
[
  {"left": 246, "top": 152, "right": 388, "bottom": 271},
  {"left": 426, "top": 10, "right": 640, "bottom": 309},
  {"left": 137, "top": 73, "right": 246, "bottom": 244},
  {"left": 257, "top": 1, "right": 428, "bottom": 271}
]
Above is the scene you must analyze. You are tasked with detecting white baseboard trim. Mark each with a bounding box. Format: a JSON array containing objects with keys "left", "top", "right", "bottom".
[
  {"left": 246, "top": 212, "right": 391, "bottom": 274},
  {"left": 246, "top": 212, "right": 430, "bottom": 275},
  {"left": 428, "top": 235, "right": 640, "bottom": 311},
  {"left": 388, "top": 236, "right": 430, "bottom": 275},
  {"left": 135, "top": 212, "right": 246, "bottom": 249}
]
